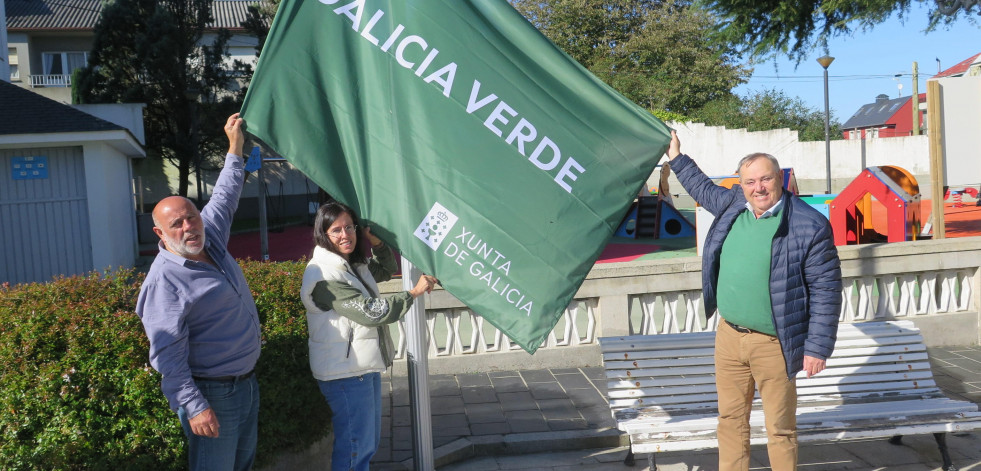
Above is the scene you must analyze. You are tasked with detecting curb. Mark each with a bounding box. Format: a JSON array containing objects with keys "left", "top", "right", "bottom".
[{"left": 389, "top": 428, "right": 626, "bottom": 470}]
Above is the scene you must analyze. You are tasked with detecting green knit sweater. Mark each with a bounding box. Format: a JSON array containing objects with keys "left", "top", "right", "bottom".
[{"left": 716, "top": 208, "right": 782, "bottom": 335}]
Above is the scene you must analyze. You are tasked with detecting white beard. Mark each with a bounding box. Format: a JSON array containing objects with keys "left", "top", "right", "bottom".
[{"left": 163, "top": 231, "right": 206, "bottom": 258}]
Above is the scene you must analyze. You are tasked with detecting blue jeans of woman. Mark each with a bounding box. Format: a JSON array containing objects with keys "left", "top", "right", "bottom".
[
  {"left": 178, "top": 374, "right": 260, "bottom": 471},
  {"left": 318, "top": 373, "right": 382, "bottom": 471}
]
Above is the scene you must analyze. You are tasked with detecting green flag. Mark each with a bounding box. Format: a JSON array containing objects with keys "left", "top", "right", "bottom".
[{"left": 241, "top": 0, "right": 671, "bottom": 353}]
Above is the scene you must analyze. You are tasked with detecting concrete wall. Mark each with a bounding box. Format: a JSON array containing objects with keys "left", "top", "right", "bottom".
[
  {"left": 659, "top": 122, "right": 930, "bottom": 195},
  {"left": 74, "top": 103, "right": 147, "bottom": 145},
  {"left": 937, "top": 76, "right": 981, "bottom": 187},
  {"left": 82, "top": 141, "right": 139, "bottom": 272}
]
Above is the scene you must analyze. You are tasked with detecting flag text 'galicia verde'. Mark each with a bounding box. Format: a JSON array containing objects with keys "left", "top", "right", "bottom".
[{"left": 319, "top": 0, "right": 586, "bottom": 193}]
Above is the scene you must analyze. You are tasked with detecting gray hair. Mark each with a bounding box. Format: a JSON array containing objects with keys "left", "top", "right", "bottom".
[{"left": 735, "top": 153, "right": 781, "bottom": 175}]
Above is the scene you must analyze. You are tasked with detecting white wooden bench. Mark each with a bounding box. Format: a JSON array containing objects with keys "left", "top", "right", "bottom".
[{"left": 599, "top": 320, "right": 981, "bottom": 470}]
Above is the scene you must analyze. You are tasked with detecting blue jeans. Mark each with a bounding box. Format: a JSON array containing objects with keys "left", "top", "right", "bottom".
[
  {"left": 318, "top": 373, "right": 382, "bottom": 471},
  {"left": 178, "top": 375, "right": 260, "bottom": 471}
]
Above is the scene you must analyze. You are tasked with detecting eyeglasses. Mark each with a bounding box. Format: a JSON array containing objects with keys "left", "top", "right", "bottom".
[{"left": 328, "top": 224, "right": 358, "bottom": 238}]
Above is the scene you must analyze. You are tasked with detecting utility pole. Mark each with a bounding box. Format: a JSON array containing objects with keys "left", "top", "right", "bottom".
[{"left": 911, "top": 62, "right": 921, "bottom": 136}]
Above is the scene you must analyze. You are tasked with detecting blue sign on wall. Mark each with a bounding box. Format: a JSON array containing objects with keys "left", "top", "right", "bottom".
[{"left": 12, "top": 156, "right": 49, "bottom": 180}]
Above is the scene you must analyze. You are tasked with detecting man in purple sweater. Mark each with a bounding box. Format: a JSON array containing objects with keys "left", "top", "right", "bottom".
[{"left": 136, "top": 113, "right": 262, "bottom": 471}]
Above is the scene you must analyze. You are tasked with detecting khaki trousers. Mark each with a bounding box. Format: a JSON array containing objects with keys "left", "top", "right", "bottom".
[{"left": 715, "top": 320, "right": 798, "bottom": 471}]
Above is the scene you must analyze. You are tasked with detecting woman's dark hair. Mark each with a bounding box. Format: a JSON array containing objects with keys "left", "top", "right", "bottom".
[{"left": 313, "top": 201, "right": 368, "bottom": 265}]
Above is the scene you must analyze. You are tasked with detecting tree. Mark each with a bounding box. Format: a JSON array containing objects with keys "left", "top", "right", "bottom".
[
  {"left": 76, "top": 0, "right": 242, "bottom": 198},
  {"left": 511, "top": 0, "right": 750, "bottom": 114},
  {"left": 701, "top": 0, "right": 981, "bottom": 61},
  {"left": 695, "top": 89, "right": 843, "bottom": 141}
]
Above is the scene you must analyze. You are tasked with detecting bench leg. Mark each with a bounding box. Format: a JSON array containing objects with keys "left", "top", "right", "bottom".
[
  {"left": 934, "top": 432, "right": 957, "bottom": 471},
  {"left": 647, "top": 453, "right": 657, "bottom": 470},
  {"left": 624, "top": 448, "right": 634, "bottom": 466}
]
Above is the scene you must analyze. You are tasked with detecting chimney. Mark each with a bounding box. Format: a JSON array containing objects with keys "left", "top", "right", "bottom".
[{"left": 875, "top": 94, "right": 890, "bottom": 103}]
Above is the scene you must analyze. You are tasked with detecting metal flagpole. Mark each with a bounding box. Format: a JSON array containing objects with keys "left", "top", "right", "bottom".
[
  {"left": 401, "top": 258, "right": 434, "bottom": 469},
  {"left": 257, "top": 151, "right": 269, "bottom": 261}
]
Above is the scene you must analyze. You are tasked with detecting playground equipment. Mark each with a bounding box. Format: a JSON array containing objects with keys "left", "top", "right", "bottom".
[
  {"left": 829, "top": 166, "right": 921, "bottom": 245},
  {"left": 944, "top": 187, "right": 980, "bottom": 208},
  {"left": 615, "top": 163, "right": 696, "bottom": 239}
]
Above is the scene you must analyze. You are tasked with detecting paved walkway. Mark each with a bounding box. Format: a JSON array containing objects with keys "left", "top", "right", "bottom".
[{"left": 370, "top": 345, "right": 981, "bottom": 470}]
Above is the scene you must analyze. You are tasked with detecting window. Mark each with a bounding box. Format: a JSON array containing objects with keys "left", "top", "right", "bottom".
[
  {"left": 42, "top": 52, "right": 88, "bottom": 76},
  {"left": 7, "top": 48, "right": 17, "bottom": 81}
]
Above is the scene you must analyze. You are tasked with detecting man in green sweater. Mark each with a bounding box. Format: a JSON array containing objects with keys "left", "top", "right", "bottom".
[{"left": 667, "top": 130, "right": 842, "bottom": 471}]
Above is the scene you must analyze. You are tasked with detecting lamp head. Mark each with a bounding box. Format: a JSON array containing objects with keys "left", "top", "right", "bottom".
[{"left": 816, "top": 55, "right": 835, "bottom": 69}]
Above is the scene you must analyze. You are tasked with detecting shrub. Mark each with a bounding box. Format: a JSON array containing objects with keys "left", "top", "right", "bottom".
[{"left": 0, "top": 262, "right": 330, "bottom": 470}]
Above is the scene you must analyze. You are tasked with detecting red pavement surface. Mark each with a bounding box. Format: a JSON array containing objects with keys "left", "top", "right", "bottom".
[
  {"left": 201, "top": 201, "right": 981, "bottom": 263},
  {"left": 222, "top": 224, "right": 662, "bottom": 264}
]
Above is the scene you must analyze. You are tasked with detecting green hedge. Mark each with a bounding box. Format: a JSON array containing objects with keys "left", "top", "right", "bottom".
[{"left": 0, "top": 261, "right": 330, "bottom": 470}]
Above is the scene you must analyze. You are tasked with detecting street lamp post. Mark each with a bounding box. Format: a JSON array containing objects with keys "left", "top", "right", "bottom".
[{"left": 817, "top": 55, "right": 835, "bottom": 194}]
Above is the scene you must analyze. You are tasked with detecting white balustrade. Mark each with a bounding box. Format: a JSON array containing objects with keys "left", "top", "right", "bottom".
[
  {"left": 30, "top": 74, "right": 72, "bottom": 88},
  {"left": 380, "top": 237, "right": 981, "bottom": 363}
]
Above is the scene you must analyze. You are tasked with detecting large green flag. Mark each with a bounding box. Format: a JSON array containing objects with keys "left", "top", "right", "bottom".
[{"left": 241, "top": 0, "right": 671, "bottom": 353}]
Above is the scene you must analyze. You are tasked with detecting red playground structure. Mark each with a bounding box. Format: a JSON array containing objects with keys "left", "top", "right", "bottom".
[{"left": 829, "top": 166, "right": 922, "bottom": 245}]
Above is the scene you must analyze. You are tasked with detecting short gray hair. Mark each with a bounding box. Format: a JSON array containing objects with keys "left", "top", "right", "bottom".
[{"left": 735, "top": 153, "right": 781, "bottom": 175}]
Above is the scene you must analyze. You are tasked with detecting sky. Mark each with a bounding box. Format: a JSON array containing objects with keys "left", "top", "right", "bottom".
[{"left": 733, "top": 2, "right": 981, "bottom": 124}]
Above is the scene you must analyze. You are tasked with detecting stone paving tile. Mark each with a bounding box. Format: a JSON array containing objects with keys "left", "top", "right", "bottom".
[
  {"left": 471, "top": 421, "right": 510, "bottom": 436},
  {"left": 538, "top": 398, "right": 579, "bottom": 420},
  {"left": 651, "top": 449, "right": 721, "bottom": 471},
  {"left": 581, "top": 366, "right": 606, "bottom": 382},
  {"left": 462, "top": 385, "right": 498, "bottom": 404},
  {"left": 437, "top": 455, "right": 499, "bottom": 471},
  {"left": 392, "top": 405, "right": 411, "bottom": 427},
  {"left": 927, "top": 347, "right": 961, "bottom": 360},
  {"left": 579, "top": 404, "right": 616, "bottom": 427},
  {"left": 391, "top": 389, "right": 411, "bottom": 406},
  {"left": 391, "top": 425, "right": 412, "bottom": 450},
  {"left": 837, "top": 436, "right": 943, "bottom": 469},
  {"left": 466, "top": 402, "right": 507, "bottom": 424},
  {"left": 795, "top": 441, "right": 867, "bottom": 469},
  {"left": 490, "top": 376, "right": 528, "bottom": 393},
  {"left": 528, "top": 381, "right": 567, "bottom": 400},
  {"left": 433, "top": 435, "right": 457, "bottom": 448},
  {"left": 546, "top": 417, "right": 588, "bottom": 431},
  {"left": 553, "top": 372, "right": 594, "bottom": 390},
  {"left": 488, "top": 370, "right": 520, "bottom": 378},
  {"left": 432, "top": 413, "right": 469, "bottom": 430},
  {"left": 490, "top": 448, "right": 604, "bottom": 470},
  {"left": 498, "top": 391, "right": 538, "bottom": 411},
  {"left": 951, "top": 348, "right": 981, "bottom": 363},
  {"left": 431, "top": 395, "right": 465, "bottom": 415},
  {"left": 505, "top": 409, "right": 548, "bottom": 433},
  {"left": 945, "top": 358, "right": 981, "bottom": 373},
  {"left": 457, "top": 373, "right": 493, "bottom": 388},
  {"left": 430, "top": 375, "right": 461, "bottom": 396},
  {"left": 521, "top": 369, "right": 556, "bottom": 383},
  {"left": 550, "top": 367, "right": 583, "bottom": 375},
  {"left": 390, "top": 449, "right": 412, "bottom": 463},
  {"left": 936, "top": 366, "right": 977, "bottom": 383},
  {"left": 565, "top": 388, "right": 605, "bottom": 408},
  {"left": 434, "top": 426, "right": 471, "bottom": 439}
]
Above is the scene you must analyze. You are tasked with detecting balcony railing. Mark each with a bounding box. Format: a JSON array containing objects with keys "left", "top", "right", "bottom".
[
  {"left": 30, "top": 74, "right": 72, "bottom": 88},
  {"left": 378, "top": 237, "right": 981, "bottom": 374}
]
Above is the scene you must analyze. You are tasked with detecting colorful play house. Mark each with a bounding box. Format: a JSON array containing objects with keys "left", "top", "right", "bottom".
[
  {"left": 829, "top": 166, "right": 921, "bottom": 245},
  {"left": 616, "top": 163, "right": 696, "bottom": 239}
]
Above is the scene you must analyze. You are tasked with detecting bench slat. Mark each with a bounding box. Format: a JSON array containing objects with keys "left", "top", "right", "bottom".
[
  {"left": 619, "top": 398, "right": 978, "bottom": 433},
  {"left": 628, "top": 417, "right": 981, "bottom": 454}
]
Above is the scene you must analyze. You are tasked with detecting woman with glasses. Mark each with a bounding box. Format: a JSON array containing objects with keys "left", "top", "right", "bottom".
[{"left": 300, "top": 201, "right": 437, "bottom": 471}]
